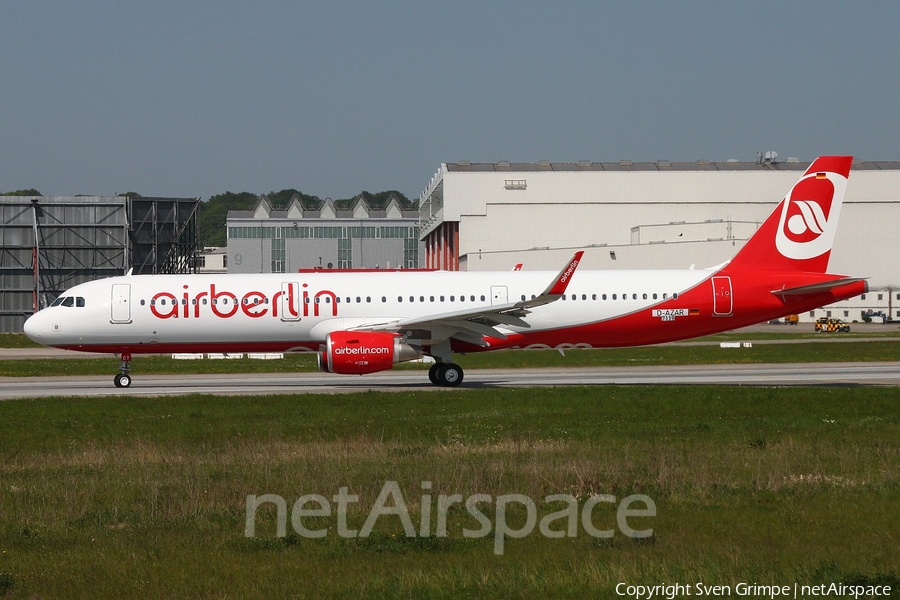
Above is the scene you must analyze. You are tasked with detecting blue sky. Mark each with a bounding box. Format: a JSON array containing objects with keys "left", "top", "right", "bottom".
[{"left": 2, "top": 1, "right": 898, "bottom": 201}]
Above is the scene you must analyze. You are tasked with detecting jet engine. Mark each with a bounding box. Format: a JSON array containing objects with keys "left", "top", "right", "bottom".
[{"left": 317, "top": 331, "right": 421, "bottom": 375}]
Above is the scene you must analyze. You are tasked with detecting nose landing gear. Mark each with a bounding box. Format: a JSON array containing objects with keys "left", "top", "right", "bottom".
[{"left": 114, "top": 353, "right": 132, "bottom": 388}]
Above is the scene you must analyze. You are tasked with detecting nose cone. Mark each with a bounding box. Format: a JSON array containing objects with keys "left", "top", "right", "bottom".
[{"left": 23, "top": 312, "right": 47, "bottom": 344}]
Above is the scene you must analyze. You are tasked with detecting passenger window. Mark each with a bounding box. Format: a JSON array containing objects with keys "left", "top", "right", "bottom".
[
  {"left": 381, "top": 297, "right": 386, "bottom": 303},
  {"left": 602, "top": 294, "right": 607, "bottom": 300},
  {"left": 140, "top": 299, "right": 146, "bottom": 306},
  {"left": 653, "top": 293, "right": 657, "bottom": 300},
  {"left": 470, "top": 295, "right": 475, "bottom": 302},
  {"left": 356, "top": 297, "right": 361, "bottom": 303},
  {"left": 612, "top": 294, "right": 617, "bottom": 300},
  {"left": 398, "top": 296, "right": 403, "bottom": 302},
  {"left": 366, "top": 297, "right": 371, "bottom": 303},
  {"left": 642, "top": 293, "right": 647, "bottom": 300},
  {"left": 521, "top": 295, "right": 526, "bottom": 301},
  {"left": 460, "top": 295, "right": 465, "bottom": 302},
  {"left": 480, "top": 295, "right": 485, "bottom": 301},
  {"left": 430, "top": 296, "right": 434, "bottom": 302},
  {"left": 440, "top": 296, "right": 445, "bottom": 302},
  {"left": 419, "top": 296, "right": 424, "bottom": 302},
  {"left": 411, "top": 296, "right": 415, "bottom": 302},
  {"left": 632, "top": 294, "right": 637, "bottom": 300},
  {"left": 673, "top": 293, "right": 679, "bottom": 299}
]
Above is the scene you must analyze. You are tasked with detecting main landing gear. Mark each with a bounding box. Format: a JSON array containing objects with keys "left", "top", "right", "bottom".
[
  {"left": 428, "top": 362, "right": 464, "bottom": 387},
  {"left": 114, "top": 352, "right": 132, "bottom": 388}
]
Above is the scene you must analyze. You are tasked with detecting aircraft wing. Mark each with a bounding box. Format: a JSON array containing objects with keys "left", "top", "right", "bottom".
[{"left": 351, "top": 251, "right": 584, "bottom": 347}]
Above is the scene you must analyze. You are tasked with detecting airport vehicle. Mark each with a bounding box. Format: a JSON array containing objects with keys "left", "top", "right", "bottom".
[
  {"left": 768, "top": 314, "right": 799, "bottom": 325},
  {"left": 815, "top": 317, "right": 851, "bottom": 333},
  {"left": 23, "top": 156, "right": 867, "bottom": 388}
]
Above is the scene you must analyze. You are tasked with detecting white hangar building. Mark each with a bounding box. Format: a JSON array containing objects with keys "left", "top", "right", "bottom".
[{"left": 417, "top": 158, "right": 900, "bottom": 322}]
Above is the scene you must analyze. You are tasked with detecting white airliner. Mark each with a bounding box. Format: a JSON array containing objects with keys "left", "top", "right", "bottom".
[{"left": 24, "top": 156, "right": 867, "bottom": 388}]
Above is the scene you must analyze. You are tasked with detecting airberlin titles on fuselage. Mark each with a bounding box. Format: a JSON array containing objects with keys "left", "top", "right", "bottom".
[{"left": 148, "top": 283, "right": 337, "bottom": 319}]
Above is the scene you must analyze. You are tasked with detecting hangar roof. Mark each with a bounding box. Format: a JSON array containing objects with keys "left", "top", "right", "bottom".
[{"left": 444, "top": 159, "right": 900, "bottom": 173}]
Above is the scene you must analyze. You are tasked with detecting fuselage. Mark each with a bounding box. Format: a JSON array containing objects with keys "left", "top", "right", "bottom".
[{"left": 22, "top": 265, "right": 865, "bottom": 356}]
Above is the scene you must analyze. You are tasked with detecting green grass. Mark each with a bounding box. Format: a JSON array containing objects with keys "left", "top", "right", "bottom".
[
  {"left": 0, "top": 340, "right": 898, "bottom": 377},
  {"left": 1, "top": 387, "right": 898, "bottom": 598},
  {"left": 0, "top": 334, "right": 41, "bottom": 349}
]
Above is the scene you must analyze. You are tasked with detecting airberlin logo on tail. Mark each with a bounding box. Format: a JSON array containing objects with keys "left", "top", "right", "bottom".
[
  {"left": 775, "top": 171, "right": 847, "bottom": 261},
  {"left": 786, "top": 199, "right": 828, "bottom": 238}
]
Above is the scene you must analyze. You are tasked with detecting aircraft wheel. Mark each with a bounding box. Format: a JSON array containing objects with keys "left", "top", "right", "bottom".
[
  {"left": 428, "top": 363, "right": 441, "bottom": 385},
  {"left": 438, "top": 363, "right": 464, "bottom": 387},
  {"left": 114, "top": 373, "right": 132, "bottom": 388}
]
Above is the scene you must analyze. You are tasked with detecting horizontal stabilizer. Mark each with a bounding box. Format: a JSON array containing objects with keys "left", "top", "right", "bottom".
[{"left": 771, "top": 277, "right": 868, "bottom": 297}]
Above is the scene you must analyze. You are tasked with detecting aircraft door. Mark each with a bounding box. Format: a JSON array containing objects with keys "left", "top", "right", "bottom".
[
  {"left": 110, "top": 284, "right": 131, "bottom": 323},
  {"left": 491, "top": 286, "right": 508, "bottom": 305},
  {"left": 712, "top": 276, "right": 733, "bottom": 316},
  {"left": 280, "top": 282, "right": 301, "bottom": 321}
]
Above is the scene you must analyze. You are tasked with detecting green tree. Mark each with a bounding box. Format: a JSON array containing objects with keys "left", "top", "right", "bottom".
[
  {"left": 333, "top": 190, "right": 413, "bottom": 211},
  {"left": 267, "top": 189, "right": 323, "bottom": 210},
  {"left": 3, "top": 188, "right": 42, "bottom": 196},
  {"left": 199, "top": 191, "right": 258, "bottom": 247}
]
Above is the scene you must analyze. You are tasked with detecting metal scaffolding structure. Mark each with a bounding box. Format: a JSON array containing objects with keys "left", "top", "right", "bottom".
[
  {"left": 129, "top": 197, "right": 200, "bottom": 275},
  {"left": 0, "top": 195, "right": 200, "bottom": 333}
]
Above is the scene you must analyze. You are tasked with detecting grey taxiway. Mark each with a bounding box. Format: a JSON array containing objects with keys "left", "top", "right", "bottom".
[{"left": 1, "top": 362, "right": 899, "bottom": 399}]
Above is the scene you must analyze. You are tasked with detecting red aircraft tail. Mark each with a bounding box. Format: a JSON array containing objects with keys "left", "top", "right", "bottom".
[{"left": 727, "top": 156, "right": 852, "bottom": 273}]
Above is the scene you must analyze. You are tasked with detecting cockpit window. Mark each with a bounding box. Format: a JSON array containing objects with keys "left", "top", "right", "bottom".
[{"left": 50, "top": 296, "right": 85, "bottom": 308}]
